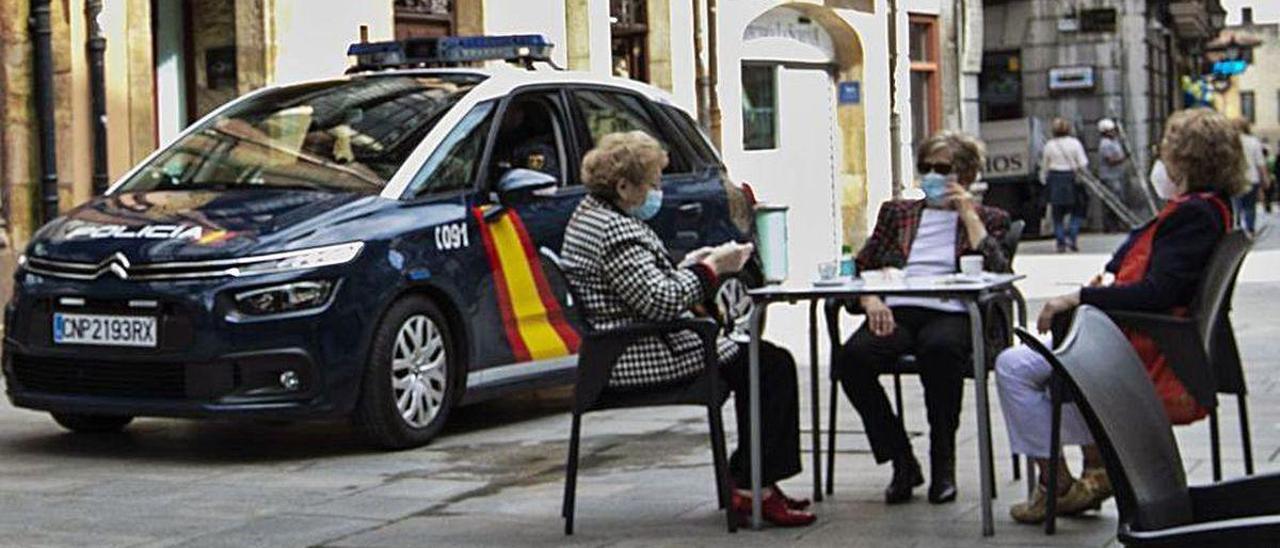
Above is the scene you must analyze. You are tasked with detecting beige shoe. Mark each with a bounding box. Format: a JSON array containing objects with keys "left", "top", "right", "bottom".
[
  {"left": 1080, "top": 467, "right": 1113, "bottom": 506},
  {"left": 1010, "top": 481, "right": 1097, "bottom": 524}
]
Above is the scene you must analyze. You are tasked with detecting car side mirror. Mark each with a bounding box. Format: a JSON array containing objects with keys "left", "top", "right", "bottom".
[{"left": 497, "top": 168, "right": 558, "bottom": 197}]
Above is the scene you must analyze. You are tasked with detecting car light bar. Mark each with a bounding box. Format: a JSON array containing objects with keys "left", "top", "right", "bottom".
[{"left": 347, "top": 34, "right": 553, "bottom": 71}]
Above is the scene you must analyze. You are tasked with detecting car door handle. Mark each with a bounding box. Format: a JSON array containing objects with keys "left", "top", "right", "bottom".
[{"left": 678, "top": 203, "right": 703, "bottom": 216}]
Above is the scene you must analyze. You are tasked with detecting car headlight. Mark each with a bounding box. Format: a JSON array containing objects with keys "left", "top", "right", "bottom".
[
  {"left": 234, "top": 242, "right": 364, "bottom": 276},
  {"left": 234, "top": 280, "right": 337, "bottom": 316}
]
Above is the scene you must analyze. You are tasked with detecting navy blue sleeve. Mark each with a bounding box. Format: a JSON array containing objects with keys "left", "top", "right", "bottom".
[{"left": 1082, "top": 200, "right": 1224, "bottom": 311}]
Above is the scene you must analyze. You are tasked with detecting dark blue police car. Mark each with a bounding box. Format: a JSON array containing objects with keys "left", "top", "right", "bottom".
[{"left": 3, "top": 36, "right": 758, "bottom": 448}]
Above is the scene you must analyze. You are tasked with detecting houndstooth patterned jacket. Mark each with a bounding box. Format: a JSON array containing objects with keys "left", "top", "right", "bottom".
[{"left": 561, "top": 195, "right": 739, "bottom": 388}]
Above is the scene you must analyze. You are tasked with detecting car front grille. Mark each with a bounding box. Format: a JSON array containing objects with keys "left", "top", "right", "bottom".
[
  {"left": 23, "top": 253, "right": 241, "bottom": 281},
  {"left": 11, "top": 355, "right": 186, "bottom": 399}
]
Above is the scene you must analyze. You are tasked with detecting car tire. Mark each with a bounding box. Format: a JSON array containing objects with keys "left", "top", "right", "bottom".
[
  {"left": 354, "top": 295, "right": 459, "bottom": 450},
  {"left": 51, "top": 413, "right": 133, "bottom": 433}
]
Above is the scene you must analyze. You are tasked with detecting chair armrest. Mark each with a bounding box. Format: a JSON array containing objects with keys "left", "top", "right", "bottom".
[
  {"left": 586, "top": 318, "right": 720, "bottom": 345},
  {"left": 1104, "top": 310, "right": 1194, "bottom": 332},
  {"left": 1189, "top": 472, "right": 1280, "bottom": 521},
  {"left": 1104, "top": 310, "right": 1218, "bottom": 409},
  {"left": 574, "top": 318, "right": 722, "bottom": 413},
  {"left": 1119, "top": 515, "right": 1280, "bottom": 546}
]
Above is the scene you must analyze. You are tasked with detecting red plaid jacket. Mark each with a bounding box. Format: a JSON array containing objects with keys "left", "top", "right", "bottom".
[{"left": 856, "top": 199, "right": 1012, "bottom": 273}]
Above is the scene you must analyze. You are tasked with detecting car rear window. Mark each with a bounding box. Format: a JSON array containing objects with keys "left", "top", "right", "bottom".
[{"left": 117, "top": 74, "right": 485, "bottom": 194}]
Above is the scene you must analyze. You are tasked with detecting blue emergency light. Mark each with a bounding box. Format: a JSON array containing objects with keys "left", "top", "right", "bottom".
[{"left": 347, "top": 34, "right": 553, "bottom": 71}]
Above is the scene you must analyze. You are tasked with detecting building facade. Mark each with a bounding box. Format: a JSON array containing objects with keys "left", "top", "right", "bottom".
[
  {"left": 1219, "top": 8, "right": 1280, "bottom": 146},
  {"left": 979, "top": 0, "right": 1226, "bottom": 231}
]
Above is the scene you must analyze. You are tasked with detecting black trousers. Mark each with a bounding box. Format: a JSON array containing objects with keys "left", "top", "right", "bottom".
[
  {"left": 720, "top": 341, "right": 802, "bottom": 487},
  {"left": 834, "top": 306, "right": 971, "bottom": 464}
]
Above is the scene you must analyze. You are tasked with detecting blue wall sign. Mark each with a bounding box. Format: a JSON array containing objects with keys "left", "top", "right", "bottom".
[{"left": 838, "top": 81, "right": 861, "bottom": 105}]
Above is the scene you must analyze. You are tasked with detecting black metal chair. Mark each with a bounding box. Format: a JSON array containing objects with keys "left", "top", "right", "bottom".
[
  {"left": 822, "top": 220, "right": 1027, "bottom": 495},
  {"left": 1106, "top": 229, "right": 1255, "bottom": 482},
  {"left": 542, "top": 249, "right": 736, "bottom": 535},
  {"left": 1016, "top": 305, "right": 1280, "bottom": 547}
]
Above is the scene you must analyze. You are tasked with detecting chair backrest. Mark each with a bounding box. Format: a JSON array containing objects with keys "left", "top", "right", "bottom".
[
  {"left": 1188, "top": 230, "right": 1252, "bottom": 393},
  {"left": 1189, "top": 230, "right": 1251, "bottom": 347},
  {"left": 538, "top": 247, "right": 591, "bottom": 335},
  {"left": 1015, "top": 305, "right": 1194, "bottom": 532},
  {"left": 1003, "top": 219, "right": 1027, "bottom": 263}
]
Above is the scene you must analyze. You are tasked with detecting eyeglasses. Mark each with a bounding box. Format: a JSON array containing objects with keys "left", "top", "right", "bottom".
[{"left": 916, "top": 161, "right": 953, "bottom": 175}]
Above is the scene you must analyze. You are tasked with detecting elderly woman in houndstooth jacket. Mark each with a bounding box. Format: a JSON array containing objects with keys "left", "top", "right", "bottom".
[{"left": 560, "top": 131, "right": 815, "bottom": 527}]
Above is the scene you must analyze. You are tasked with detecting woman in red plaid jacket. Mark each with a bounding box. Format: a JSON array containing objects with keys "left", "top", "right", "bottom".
[{"left": 834, "top": 130, "right": 1011, "bottom": 506}]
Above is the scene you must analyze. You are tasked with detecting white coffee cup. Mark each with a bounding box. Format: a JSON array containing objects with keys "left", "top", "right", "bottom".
[{"left": 959, "top": 255, "right": 983, "bottom": 276}]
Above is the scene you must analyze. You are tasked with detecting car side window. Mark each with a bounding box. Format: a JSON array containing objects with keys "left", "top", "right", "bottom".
[
  {"left": 571, "top": 90, "right": 691, "bottom": 174},
  {"left": 660, "top": 105, "right": 722, "bottom": 168},
  {"left": 405, "top": 101, "right": 495, "bottom": 198},
  {"left": 488, "top": 91, "right": 572, "bottom": 188}
]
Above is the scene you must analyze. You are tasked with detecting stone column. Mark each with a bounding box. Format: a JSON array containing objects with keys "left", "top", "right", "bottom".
[
  {"left": 646, "top": 0, "right": 673, "bottom": 91},
  {"left": 0, "top": 0, "right": 36, "bottom": 247},
  {"left": 235, "top": 0, "right": 272, "bottom": 94},
  {"left": 565, "top": 0, "right": 590, "bottom": 71}
]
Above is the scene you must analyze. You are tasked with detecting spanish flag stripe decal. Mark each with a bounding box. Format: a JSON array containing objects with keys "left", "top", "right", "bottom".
[
  {"left": 487, "top": 212, "right": 571, "bottom": 360},
  {"left": 472, "top": 208, "right": 531, "bottom": 362},
  {"left": 473, "top": 207, "right": 578, "bottom": 362},
  {"left": 505, "top": 212, "right": 581, "bottom": 353}
]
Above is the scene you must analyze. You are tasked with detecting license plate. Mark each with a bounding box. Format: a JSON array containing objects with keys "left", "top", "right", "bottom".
[{"left": 53, "top": 313, "right": 157, "bottom": 348}]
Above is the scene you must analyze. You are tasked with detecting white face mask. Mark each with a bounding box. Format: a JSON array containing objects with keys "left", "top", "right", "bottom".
[{"left": 1150, "top": 160, "right": 1179, "bottom": 200}]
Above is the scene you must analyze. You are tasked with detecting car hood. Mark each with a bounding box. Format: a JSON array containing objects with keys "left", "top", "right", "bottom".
[{"left": 27, "top": 189, "right": 367, "bottom": 264}]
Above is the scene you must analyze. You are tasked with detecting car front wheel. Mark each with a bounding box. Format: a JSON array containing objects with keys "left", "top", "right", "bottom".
[{"left": 354, "top": 296, "right": 458, "bottom": 449}]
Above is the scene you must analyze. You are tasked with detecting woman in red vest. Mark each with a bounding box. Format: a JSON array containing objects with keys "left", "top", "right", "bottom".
[{"left": 994, "top": 108, "right": 1248, "bottom": 525}]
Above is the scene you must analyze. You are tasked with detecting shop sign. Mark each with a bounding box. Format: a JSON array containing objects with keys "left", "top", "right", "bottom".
[{"left": 837, "top": 81, "right": 860, "bottom": 105}]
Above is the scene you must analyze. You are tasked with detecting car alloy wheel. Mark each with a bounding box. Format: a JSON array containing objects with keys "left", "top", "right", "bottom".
[
  {"left": 354, "top": 296, "right": 457, "bottom": 449},
  {"left": 715, "top": 276, "right": 754, "bottom": 343},
  {"left": 391, "top": 314, "right": 448, "bottom": 428}
]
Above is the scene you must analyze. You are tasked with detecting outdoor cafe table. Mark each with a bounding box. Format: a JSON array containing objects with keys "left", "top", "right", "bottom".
[{"left": 744, "top": 273, "right": 1025, "bottom": 536}]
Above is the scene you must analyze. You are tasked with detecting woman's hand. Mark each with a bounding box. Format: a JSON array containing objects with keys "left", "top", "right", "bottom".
[
  {"left": 860, "top": 295, "right": 895, "bottom": 337},
  {"left": 703, "top": 242, "right": 754, "bottom": 275},
  {"left": 1037, "top": 291, "right": 1081, "bottom": 333},
  {"left": 943, "top": 182, "right": 976, "bottom": 213},
  {"left": 679, "top": 246, "right": 716, "bottom": 268},
  {"left": 1086, "top": 273, "right": 1115, "bottom": 288},
  {"left": 946, "top": 182, "right": 988, "bottom": 247}
]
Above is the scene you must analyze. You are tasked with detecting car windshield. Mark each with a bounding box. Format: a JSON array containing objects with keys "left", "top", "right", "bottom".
[{"left": 117, "top": 74, "right": 486, "bottom": 194}]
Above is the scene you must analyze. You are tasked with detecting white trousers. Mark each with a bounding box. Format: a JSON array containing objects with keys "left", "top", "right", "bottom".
[{"left": 995, "top": 344, "right": 1094, "bottom": 459}]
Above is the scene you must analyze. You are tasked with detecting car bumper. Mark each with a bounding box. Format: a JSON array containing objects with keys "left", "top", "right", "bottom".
[{"left": 2, "top": 269, "right": 380, "bottom": 419}]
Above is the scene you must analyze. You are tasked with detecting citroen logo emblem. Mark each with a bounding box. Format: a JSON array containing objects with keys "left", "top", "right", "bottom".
[{"left": 94, "top": 252, "right": 132, "bottom": 280}]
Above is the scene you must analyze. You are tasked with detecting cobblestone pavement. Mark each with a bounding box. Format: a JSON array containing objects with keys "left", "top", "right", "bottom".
[{"left": 3, "top": 217, "right": 1279, "bottom": 547}]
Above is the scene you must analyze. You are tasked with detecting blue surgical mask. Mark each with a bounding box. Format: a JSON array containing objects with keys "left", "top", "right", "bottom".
[
  {"left": 627, "top": 188, "right": 663, "bottom": 220},
  {"left": 921, "top": 172, "right": 949, "bottom": 204}
]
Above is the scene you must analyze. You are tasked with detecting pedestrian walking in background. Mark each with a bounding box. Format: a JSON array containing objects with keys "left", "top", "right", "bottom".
[
  {"left": 1096, "top": 119, "right": 1128, "bottom": 231},
  {"left": 1040, "top": 118, "right": 1090, "bottom": 252},
  {"left": 1234, "top": 118, "right": 1271, "bottom": 233}
]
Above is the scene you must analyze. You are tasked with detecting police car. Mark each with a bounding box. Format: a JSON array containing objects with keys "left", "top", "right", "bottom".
[{"left": 3, "top": 35, "right": 759, "bottom": 448}]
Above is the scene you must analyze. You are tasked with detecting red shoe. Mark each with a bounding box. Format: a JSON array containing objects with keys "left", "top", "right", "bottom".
[
  {"left": 772, "top": 484, "right": 812, "bottom": 510},
  {"left": 730, "top": 490, "right": 817, "bottom": 527}
]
